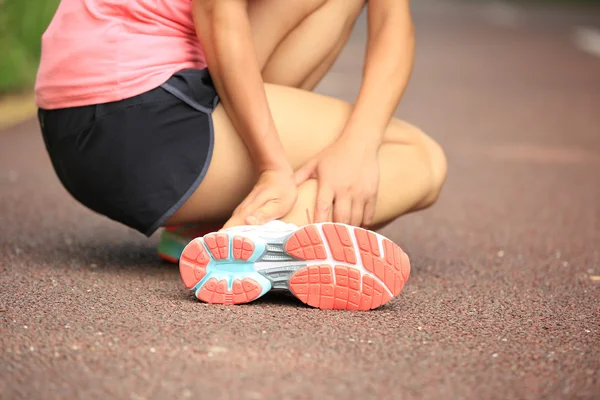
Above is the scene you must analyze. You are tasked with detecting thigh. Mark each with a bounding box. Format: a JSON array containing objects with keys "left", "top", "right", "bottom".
[
  {"left": 252, "top": 0, "right": 365, "bottom": 89},
  {"left": 247, "top": 0, "right": 327, "bottom": 70},
  {"left": 167, "top": 83, "right": 435, "bottom": 225}
]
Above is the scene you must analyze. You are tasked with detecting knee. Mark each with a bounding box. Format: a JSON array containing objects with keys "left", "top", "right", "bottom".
[
  {"left": 385, "top": 121, "right": 447, "bottom": 209},
  {"left": 420, "top": 134, "right": 448, "bottom": 208}
]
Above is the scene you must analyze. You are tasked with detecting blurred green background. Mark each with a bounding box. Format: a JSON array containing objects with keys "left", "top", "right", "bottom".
[{"left": 0, "top": 0, "right": 59, "bottom": 94}]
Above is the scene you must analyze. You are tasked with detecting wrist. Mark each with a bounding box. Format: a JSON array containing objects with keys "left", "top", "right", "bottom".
[
  {"left": 246, "top": 125, "right": 292, "bottom": 174},
  {"left": 339, "top": 119, "right": 383, "bottom": 151},
  {"left": 254, "top": 145, "right": 293, "bottom": 175},
  {"left": 258, "top": 160, "right": 293, "bottom": 175}
]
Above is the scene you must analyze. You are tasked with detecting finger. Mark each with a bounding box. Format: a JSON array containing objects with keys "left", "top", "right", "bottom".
[
  {"left": 237, "top": 187, "right": 263, "bottom": 213},
  {"left": 314, "top": 183, "right": 334, "bottom": 223},
  {"left": 244, "top": 188, "right": 276, "bottom": 220},
  {"left": 362, "top": 198, "right": 377, "bottom": 227},
  {"left": 349, "top": 199, "right": 365, "bottom": 227},
  {"left": 333, "top": 196, "right": 352, "bottom": 225},
  {"left": 245, "top": 186, "right": 289, "bottom": 225},
  {"left": 225, "top": 188, "right": 270, "bottom": 229},
  {"left": 294, "top": 159, "right": 318, "bottom": 186},
  {"left": 248, "top": 200, "right": 284, "bottom": 225}
]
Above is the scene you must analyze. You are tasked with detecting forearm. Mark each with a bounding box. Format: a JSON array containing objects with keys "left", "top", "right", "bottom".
[
  {"left": 343, "top": 1, "right": 415, "bottom": 146},
  {"left": 192, "top": 0, "right": 290, "bottom": 173}
]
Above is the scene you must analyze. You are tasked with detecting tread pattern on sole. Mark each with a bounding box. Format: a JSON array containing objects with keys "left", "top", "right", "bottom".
[
  {"left": 322, "top": 224, "right": 357, "bottom": 264},
  {"left": 179, "top": 235, "right": 265, "bottom": 305},
  {"left": 179, "top": 240, "right": 211, "bottom": 289},
  {"left": 233, "top": 236, "right": 254, "bottom": 261},
  {"left": 196, "top": 277, "right": 262, "bottom": 304},
  {"left": 284, "top": 225, "right": 327, "bottom": 260},
  {"left": 355, "top": 228, "right": 409, "bottom": 297},
  {"left": 289, "top": 265, "right": 392, "bottom": 310},
  {"left": 286, "top": 224, "right": 410, "bottom": 310},
  {"left": 180, "top": 223, "right": 409, "bottom": 310},
  {"left": 204, "top": 233, "right": 229, "bottom": 260}
]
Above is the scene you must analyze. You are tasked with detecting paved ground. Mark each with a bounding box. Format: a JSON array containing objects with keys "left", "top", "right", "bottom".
[{"left": 1, "top": 1, "right": 599, "bottom": 399}]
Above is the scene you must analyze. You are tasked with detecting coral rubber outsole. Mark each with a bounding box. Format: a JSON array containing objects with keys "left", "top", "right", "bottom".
[{"left": 179, "top": 223, "right": 410, "bottom": 310}]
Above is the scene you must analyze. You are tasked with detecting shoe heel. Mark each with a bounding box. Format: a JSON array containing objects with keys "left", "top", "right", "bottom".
[{"left": 179, "top": 233, "right": 272, "bottom": 305}]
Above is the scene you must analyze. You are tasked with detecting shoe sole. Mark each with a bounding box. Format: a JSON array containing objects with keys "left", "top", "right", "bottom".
[{"left": 179, "top": 222, "right": 410, "bottom": 310}]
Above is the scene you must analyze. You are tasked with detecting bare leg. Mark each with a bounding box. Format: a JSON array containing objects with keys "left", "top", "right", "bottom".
[
  {"left": 164, "top": 0, "right": 447, "bottom": 228},
  {"left": 173, "top": 88, "right": 440, "bottom": 310},
  {"left": 249, "top": 0, "right": 366, "bottom": 89},
  {"left": 167, "top": 84, "right": 447, "bottom": 228}
]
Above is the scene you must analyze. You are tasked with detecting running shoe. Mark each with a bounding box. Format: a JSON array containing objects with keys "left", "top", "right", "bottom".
[{"left": 179, "top": 220, "right": 410, "bottom": 310}]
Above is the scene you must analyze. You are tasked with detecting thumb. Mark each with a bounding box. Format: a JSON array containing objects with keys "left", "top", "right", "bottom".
[
  {"left": 246, "top": 201, "right": 281, "bottom": 225},
  {"left": 294, "top": 158, "right": 318, "bottom": 185}
]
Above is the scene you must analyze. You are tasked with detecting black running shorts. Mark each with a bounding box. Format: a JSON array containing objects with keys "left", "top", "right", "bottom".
[{"left": 38, "top": 69, "right": 218, "bottom": 236}]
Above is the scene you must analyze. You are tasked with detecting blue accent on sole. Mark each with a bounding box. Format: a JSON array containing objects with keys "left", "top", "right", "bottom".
[{"left": 192, "top": 234, "right": 272, "bottom": 297}]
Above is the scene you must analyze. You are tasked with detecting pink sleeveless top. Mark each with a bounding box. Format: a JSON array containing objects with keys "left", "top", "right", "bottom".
[{"left": 35, "top": 0, "right": 206, "bottom": 109}]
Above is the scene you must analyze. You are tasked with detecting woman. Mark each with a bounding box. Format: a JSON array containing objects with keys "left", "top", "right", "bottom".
[{"left": 36, "top": 0, "right": 447, "bottom": 310}]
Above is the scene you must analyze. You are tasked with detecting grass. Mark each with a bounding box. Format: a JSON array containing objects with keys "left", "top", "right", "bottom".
[{"left": 0, "top": 0, "right": 59, "bottom": 94}]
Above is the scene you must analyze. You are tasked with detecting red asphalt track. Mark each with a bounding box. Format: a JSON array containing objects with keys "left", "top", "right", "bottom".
[{"left": 1, "top": 1, "right": 599, "bottom": 399}]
